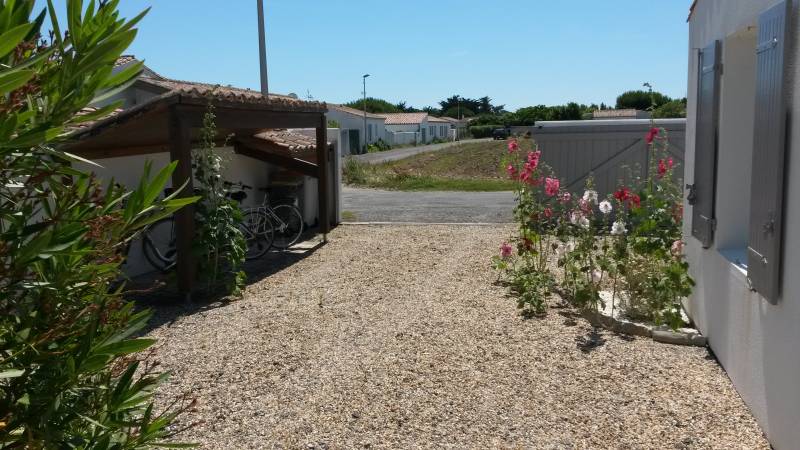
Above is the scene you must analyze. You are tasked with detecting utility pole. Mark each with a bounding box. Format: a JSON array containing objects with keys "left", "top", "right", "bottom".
[
  {"left": 362, "top": 74, "right": 370, "bottom": 154},
  {"left": 257, "top": 0, "right": 269, "bottom": 98}
]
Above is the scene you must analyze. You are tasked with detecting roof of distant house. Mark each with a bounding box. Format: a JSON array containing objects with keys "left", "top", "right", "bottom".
[
  {"left": 377, "top": 112, "right": 428, "bottom": 125},
  {"left": 328, "top": 104, "right": 387, "bottom": 120},
  {"left": 427, "top": 116, "right": 451, "bottom": 123},
  {"left": 592, "top": 109, "right": 650, "bottom": 119}
]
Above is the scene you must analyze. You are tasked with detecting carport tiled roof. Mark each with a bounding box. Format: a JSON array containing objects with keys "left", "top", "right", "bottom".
[
  {"left": 138, "top": 76, "right": 326, "bottom": 112},
  {"left": 377, "top": 112, "right": 428, "bottom": 125},
  {"left": 253, "top": 130, "right": 317, "bottom": 152}
]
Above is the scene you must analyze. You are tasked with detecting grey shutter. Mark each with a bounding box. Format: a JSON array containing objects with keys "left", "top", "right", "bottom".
[
  {"left": 747, "top": 0, "right": 791, "bottom": 303},
  {"left": 690, "top": 40, "right": 721, "bottom": 248}
]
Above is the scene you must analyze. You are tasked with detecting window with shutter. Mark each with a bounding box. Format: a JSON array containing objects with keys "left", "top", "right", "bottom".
[
  {"left": 747, "top": 0, "right": 791, "bottom": 304},
  {"left": 690, "top": 40, "right": 722, "bottom": 248}
]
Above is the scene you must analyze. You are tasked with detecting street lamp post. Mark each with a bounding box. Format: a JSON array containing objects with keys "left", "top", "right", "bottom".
[
  {"left": 362, "top": 74, "right": 370, "bottom": 154},
  {"left": 257, "top": 0, "right": 269, "bottom": 98}
]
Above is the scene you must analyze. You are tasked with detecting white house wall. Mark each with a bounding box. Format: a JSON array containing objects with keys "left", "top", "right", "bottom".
[{"left": 685, "top": 1, "right": 800, "bottom": 448}]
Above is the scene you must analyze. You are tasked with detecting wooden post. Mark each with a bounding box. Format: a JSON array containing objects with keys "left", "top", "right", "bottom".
[
  {"left": 168, "top": 106, "right": 196, "bottom": 300},
  {"left": 316, "top": 114, "right": 330, "bottom": 237}
]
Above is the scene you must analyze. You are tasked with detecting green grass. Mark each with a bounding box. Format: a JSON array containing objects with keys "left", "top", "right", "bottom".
[{"left": 343, "top": 140, "right": 520, "bottom": 192}]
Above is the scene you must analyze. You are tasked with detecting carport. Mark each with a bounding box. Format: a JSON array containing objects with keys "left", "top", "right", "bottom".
[{"left": 65, "top": 85, "right": 333, "bottom": 299}]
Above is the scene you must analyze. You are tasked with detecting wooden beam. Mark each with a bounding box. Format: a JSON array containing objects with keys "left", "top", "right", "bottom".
[
  {"left": 168, "top": 106, "right": 196, "bottom": 299},
  {"left": 316, "top": 115, "right": 330, "bottom": 235},
  {"left": 177, "top": 104, "right": 322, "bottom": 130},
  {"left": 72, "top": 144, "right": 171, "bottom": 159},
  {"left": 234, "top": 138, "right": 319, "bottom": 178}
]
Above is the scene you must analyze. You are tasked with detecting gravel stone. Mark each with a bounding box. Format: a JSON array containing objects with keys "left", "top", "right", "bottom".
[{"left": 145, "top": 225, "right": 768, "bottom": 449}]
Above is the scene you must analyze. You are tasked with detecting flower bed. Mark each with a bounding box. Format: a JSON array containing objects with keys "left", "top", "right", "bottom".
[{"left": 493, "top": 129, "right": 694, "bottom": 330}]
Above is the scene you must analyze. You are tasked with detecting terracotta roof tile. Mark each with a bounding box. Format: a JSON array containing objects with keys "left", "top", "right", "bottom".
[
  {"left": 377, "top": 112, "right": 428, "bottom": 125},
  {"left": 329, "top": 104, "right": 386, "bottom": 119},
  {"left": 139, "top": 76, "right": 326, "bottom": 112},
  {"left": 114, "top": 55, "right": 137, "bottom": 67},
  {"left": 253, "top": 129, "right": 317, "bottom": 152}
]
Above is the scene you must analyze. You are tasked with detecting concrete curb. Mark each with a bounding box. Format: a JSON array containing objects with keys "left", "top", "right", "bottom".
[{"left": 580, "top": 308, "right": 707, "bottom": 347}]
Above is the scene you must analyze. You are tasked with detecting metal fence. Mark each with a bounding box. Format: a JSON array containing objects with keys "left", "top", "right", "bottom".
[{"left": 531, "top": 119, "right": 686, "bottom": 198}]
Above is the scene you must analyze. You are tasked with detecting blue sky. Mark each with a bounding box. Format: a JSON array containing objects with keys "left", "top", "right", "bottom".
[{"left": 38, "top": 1, "right": 691, "bottom": 111}]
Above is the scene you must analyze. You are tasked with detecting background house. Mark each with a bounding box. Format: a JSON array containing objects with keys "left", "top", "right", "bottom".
[
  {"left": 684, "top": 1, "right": 799, "bottom": 448},
  {"left": 427, "top": 116, "right": 452, "bottom": 141},
  {"left": 378, "top": 112, "right": 430, "bottom": 145},
  {"left": 326, "top": 104, "right": 387, "bottom": 155},
  {"left": 67, "top": 56, "right": 341, "bottom": 282}
]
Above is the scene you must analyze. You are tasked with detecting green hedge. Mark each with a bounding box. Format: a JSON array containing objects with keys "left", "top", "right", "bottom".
[{"left": 469, "top": 124, "right": 503, "bottom": 138}]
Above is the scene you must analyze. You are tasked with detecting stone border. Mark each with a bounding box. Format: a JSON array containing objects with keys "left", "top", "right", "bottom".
[{"left": 579, "top": 292, "right": 707, "bottom": 347}]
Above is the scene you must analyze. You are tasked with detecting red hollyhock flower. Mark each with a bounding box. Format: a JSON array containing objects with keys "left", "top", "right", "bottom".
[
  {"left": 645, "top": 127, "right": 659, "bottom": 144},
  {"left": 629, "top": 194, "right": 641, "bottom": 208},
  {"left": 506, "top": 164, "right": 518, "bottom": 179},
  {"left": 658, "top": 159, "right": 668, "bottom": 178},
  {"left": 614, "top": 187, "right": 631, "bottom": 202},
  {"left": 544, "top": 207, "right": 553, "bottom": 218}
]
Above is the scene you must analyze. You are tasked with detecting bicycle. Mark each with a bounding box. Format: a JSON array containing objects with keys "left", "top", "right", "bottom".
[
  {"left": 140, "top": 185, "right": 280, "bottom": 272},
  {"left": 224, "top": 181, "right": 304, "bottom": 251}
]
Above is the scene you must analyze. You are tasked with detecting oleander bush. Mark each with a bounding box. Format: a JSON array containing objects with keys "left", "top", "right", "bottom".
[
  {"left": 0, "top": 1, "right": 196, "bottom": 446},
  {"left": 493, "top": 128, "right": 694, "bottom": 328}
]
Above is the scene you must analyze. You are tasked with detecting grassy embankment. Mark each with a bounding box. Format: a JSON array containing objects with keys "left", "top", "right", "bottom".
[{"left": 343, "top": 140, "right": 520, "bottom": 191}]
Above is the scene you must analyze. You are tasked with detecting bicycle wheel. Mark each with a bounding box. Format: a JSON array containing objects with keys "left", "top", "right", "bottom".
[
  {"left": 240, "top": 210, "right": 274, "bottom": 260},
  {"left": 142, "top": 217, "right": 177, "bottom": 272},
  {"left": 270, "top": 204, "right": 304, "bottom": 249}
]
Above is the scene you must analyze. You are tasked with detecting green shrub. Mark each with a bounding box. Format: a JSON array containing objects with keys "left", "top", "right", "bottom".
[
  {"left": 0, "top": 1, "right": 196, "bottom": 446},
  {"left": 653, "top": 100, "right": 687, "bottom": 118},
  {"left": 343, "top": 158, "right": 369, "bottom": 185},
  {"left": 469, "top": 125, "right": 503, "bottom": 139}
]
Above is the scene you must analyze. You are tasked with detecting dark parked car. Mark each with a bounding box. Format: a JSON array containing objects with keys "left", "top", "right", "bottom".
[{"left": 492, "top": 128, "right": 510, "bottom": 140}]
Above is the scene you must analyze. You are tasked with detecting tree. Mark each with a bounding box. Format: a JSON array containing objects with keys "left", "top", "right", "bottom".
[
  {"left": 422, "top": 106, "right": 441, "bottom": 115},
  {"left": 616, "top": 90, "right": 671, "bottom": 110},
  {"left": 0, "top": 1, "right": 194, "bottom": 446},
  {"left": 343, "top": 97, "right": 401, "bottom": 113},
  {"left": 652, "top": 99, "right": 687, "bottom": 118}
]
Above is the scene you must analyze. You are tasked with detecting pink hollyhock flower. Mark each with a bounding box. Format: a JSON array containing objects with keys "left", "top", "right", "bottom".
[
  {"left": 508, "top": 139, "right": 519, "bottom": 153},
  {"left": 527, "top": 150, "right": 541, "bottom": 169},
  {"left": 668, "top": 158, "right": 674, "bottom": 169},
  {"left": 544, "top": 177, "right": 560, "bottom": 197},
  {"left": 579, "top": 199, "right": 592, "bottom": 214},
  {"left": 544, "top": 207, "right": 553, "bottom": 218},
  {"left": 560, "top": 192, "right": 571, "bottom": 204},
  {"left": 506, "top": 164, "right": 518, "bottom": 178},
  {"left": 591, "top": 269, "right": 603, "bottom": 284},
  {"left": 671, "top": 239, "right": 685, "bottom": 257},
  {"left": 645, "top": 127, "right": 659, "bottom": 144},
  {"left": 500, "top": 243, "right": 513, "bottom": 258}
]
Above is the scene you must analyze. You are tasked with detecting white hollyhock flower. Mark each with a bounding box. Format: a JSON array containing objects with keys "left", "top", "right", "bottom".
[
  {"left": 611, "top": 221, "right": 627, "bottom": 236},
  {"left": 555, "top": 245, "right": 566, "bottom": 258},
  {"left": 566, "top": 241, "right": 576, "bottom": 253},
  {"left": 582, "top": 189, "right": 598, "bottom": 204},
  {"left": 599, "top": 200, "right": 613, "bottom": 215},
  {"left": 591, "top": 269, "right": 603, "bottom": 284},
  {"left": 579, "top": 216, "right": 590, "bottom": 229}
]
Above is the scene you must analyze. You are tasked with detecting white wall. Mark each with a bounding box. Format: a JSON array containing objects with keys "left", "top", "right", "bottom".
[
  {"left": 75, "top": 148, "right": 275, "bottom": 278},
  {"left": 326, "top": 108, "right": 386, "bottom": 150},
  {"left": 685, "top": 1, "right": 800, "bottom": 448}
]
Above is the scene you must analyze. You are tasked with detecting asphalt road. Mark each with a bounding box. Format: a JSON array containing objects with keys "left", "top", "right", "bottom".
[
  {"left": 341, "top": 187, "right": 516, "bottom": 223},
  {"left": 352, "top": 138, "right": 492, "bottom": 165}
]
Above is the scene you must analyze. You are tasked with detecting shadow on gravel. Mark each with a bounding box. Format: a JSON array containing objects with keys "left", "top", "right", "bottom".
[
  {"left": 576, "top": 327, "right": 607, "bottom": 353},
  {"left": 127, "top": 235, "right": 326, "bottom": 334}
]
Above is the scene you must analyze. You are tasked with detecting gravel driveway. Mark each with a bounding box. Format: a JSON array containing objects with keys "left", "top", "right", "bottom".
[
  {"left": 342, "top": 187, "right": 515, "bottom": 223},
  {"left": 147, "top": 225, "right": 767, "bottom": 449}
]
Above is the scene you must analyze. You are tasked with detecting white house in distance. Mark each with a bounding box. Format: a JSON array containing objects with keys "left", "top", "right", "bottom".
[
  {"left": 326, "top": 104, "right": 386, "bottom": 155},
  {"left": 684, "top": 0, "right": 799, "bottom": 448},
  {"left": 427, "top": 116, "right": 453, "bottom": 141}
]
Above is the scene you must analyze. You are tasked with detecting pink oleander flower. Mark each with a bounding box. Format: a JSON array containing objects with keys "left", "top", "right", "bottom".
[
  {"left": 545, "top": 177, "right": 560, "bottom": 197},
  {"left": 508, "top": 139, "right": 519, "bottom": 153},
  {"left": 645, "top": 127, "right": 660, "bottom": 144},
  {"left": 500, "top": 242, "right": 513, "bottom": 258}
]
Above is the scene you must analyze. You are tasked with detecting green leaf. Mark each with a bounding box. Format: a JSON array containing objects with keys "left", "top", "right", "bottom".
[
  {"left": 95, "top": 338, "right": 155, "bottom": 357},
  {"left": 0, "top": 69, "right": 34, "bottom": 95},
  {"left": 0, "top": 23, "right": 33, "bottom": 58},
  {"left": 0, "top": 369, "right": 25, "bottom": 379}
]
